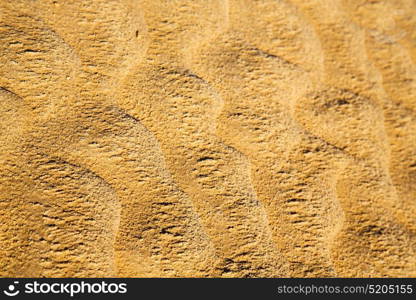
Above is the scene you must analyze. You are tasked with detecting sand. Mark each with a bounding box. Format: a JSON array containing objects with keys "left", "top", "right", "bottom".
[{"left": 0, "top": 0, "right": 415, "bottom": 277}]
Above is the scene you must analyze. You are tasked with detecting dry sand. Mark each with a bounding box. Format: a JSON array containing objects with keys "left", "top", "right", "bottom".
[{"left": 0, "top": 0, "right": 415, "bottom": 277}]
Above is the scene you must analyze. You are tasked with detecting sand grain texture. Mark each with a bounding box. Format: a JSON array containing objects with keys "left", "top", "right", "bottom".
[{"left": 0, "top": 0, "right": 415, "bottom": 277}]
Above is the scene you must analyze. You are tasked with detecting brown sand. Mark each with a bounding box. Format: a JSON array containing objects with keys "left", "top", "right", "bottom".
[{"left": 0, "top": 0, "right": 415, "bottom": 277}]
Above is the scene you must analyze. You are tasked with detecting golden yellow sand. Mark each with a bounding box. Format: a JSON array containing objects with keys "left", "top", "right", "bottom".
[{"left": 0, "top": 0, "right": 415, "bottom": 277}]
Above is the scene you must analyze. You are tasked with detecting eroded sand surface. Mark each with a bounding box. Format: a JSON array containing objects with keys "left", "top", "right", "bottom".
[{"left": 0, "top": 0, "right": 415, "bottom": 277}]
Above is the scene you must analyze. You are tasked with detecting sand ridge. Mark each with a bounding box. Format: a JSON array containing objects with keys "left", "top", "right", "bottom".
[{"left": 0, "top": 0, "right": 415, "bottom": 277}]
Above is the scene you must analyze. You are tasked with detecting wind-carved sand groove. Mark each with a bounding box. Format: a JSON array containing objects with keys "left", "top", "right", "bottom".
[
  {"left": 0, "top": 1, "right": 216, "bottom": 277},
  {"left": 24, "top": 1, "right": 217, "bottom": 276},
  {"left": 344, "top": 0, "right": 416, "bottom": 275},
  {"left": 0, "top": 88, "right": 120, "bottom": 277},
  {"left": 58, "top": 106, "right": 218, "bottom": 277},
  {"left": 188, "top": 0, "right": 350, "bottom": 277},
  {"left": 24, "top": 154, "right": 120, "bottom": 277},
  {"left": 0, "top": 0, "right": 415, "bottom": 277},
  {"left": 290, "top": 0, "right": 416, "bottom": 276},
  {"left": 117, "top": 0, "right": 286, "bottom": 277},
  {"left": 0, "top": 153, "right": 121, "bottom": 277},
  {"left": 345, "top": 0, "right": 416, "bottom": 211}
]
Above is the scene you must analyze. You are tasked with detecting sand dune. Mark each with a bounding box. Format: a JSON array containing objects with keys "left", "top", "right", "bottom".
[{"left": 0, "top": 0, "right": 415, "bottom": 277}]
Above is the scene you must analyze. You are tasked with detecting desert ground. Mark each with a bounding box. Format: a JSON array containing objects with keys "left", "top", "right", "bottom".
[{"left": 0, "top": 0, "right": 415, "bottom": 277}]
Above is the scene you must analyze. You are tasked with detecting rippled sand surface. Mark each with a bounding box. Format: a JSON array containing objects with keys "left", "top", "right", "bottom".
[{"left": 0, "top": 0, "right": 415, "bottom": 277}]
